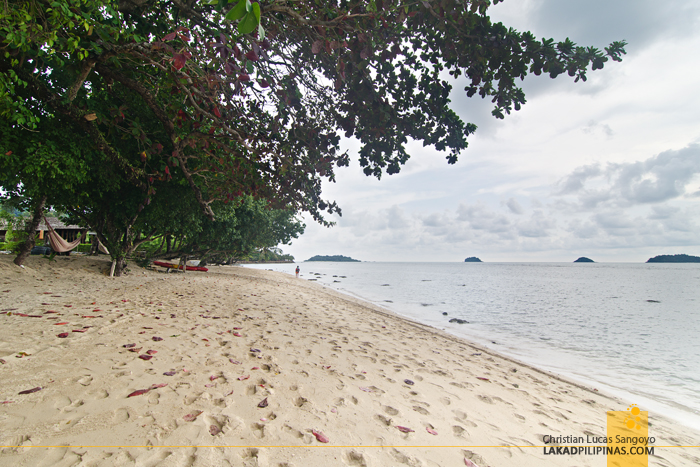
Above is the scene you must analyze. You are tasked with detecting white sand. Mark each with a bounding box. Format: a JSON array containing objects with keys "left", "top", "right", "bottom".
[{"left": 1, "top": 255, "right": 698, "bottom": 466}]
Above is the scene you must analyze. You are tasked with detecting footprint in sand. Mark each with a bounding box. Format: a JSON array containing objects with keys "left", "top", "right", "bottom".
[
  {"left": 412, "top": 406, "right": 430, "bottom": 415},
  {"left": 62, "top": 399, "right": 85, "bottom": 413},
  {"left": 112, "top": 408, "right": 130, "bottom": 423},
  {"left": 389, "top": 448, "right": 420, "bottom": 465},
  {"left": 382, "top": 405, "right": 399, "bottom": 416},
  {"left": 251, "top": 422, "right": 266, "bottom": 439},
  {"left": 343, "top": 450, "right": 369, "bottom": 467},
  {"left": 240, "top": 447, "right": 262, "bottom": 463},
  {"left": 147, "top": 391, "right": 160, "bottom": 405},
  {"left": 88, "top": 389, "right": 109, "bottom": 399},
  {"left": 374, "top": 414, "right": 392, "bottom": 426},
  {"left": 294, "top": 396, "right": 309, "bottom": 408},
  {"left": 452, "top": 425, "right": 467, "bottom": 437},
  {"left": 77, "top": 375, "right": 93, "bottom": 386},
  {"left": 184, "top": 393, "right": 202, "bottom": 405}
]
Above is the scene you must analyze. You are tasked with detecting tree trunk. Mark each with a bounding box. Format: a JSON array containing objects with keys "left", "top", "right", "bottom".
[
  {"left": 89, "top": 234, "right": 99, "bottom": 255},
  {"left": 14, "top": 195, "right": 47, "bottom": 267},
  {"left": 112, "top": 256, "right": 127, "bottom": 276}
]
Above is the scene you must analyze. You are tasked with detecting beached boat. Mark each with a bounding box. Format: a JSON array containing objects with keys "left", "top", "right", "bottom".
[{"left": 152, "top": 260, "right": 208, "bottom": 272}]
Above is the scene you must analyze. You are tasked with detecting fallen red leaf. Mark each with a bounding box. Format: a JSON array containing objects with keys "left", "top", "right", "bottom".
[
  {"left": 149, "top": 383, "right": 167, "bottom": 389},
  {"left": 464, "top": 459, "right": 480, "bottom": 467},
  {"left": 312, "top": 430, "right": 330, "bottom": 443},
  {"left": 146, "top": 350, "right": 157, "bottom": 355},
  {"left": 209, "top": 424, "right": 221, "bottom": 435},
  {"left": 123, "top": 343, "right": 136, "bottom": 348},
  {"left": 476, "top": 377, "right": 489, "bottom": 381},
  {"left": 64, "top": 305, "right": 72, "bottom": 308},
  {"left": 426, "top": 427, "right": 438, "bottom": 435},
  {"left": 72, "top": 329, "right": 87, "bottom": 333},
  {"left": 152, "top": 336, "right": 163, "bottom": 341},
  {"left": 396, "top": 426, "right": 414, "bottom": 433},
  {"left": 232, "top": 332, "right": 242, "bottom": 337},
  {"left": 128, "top": 347, "right": 143, "bottom": 353},
  {"left": 127, "top": 389, "right": 149, "bottom": 398},
  {"left": 54, "top": 322, "right": 69, "bottom": 325},
  {"left": 139, "top": 354, "right": 153, "bottom": 360},
  {"left": 57, "top": 332, "right": 69, "bottom": 338},
  {"left": 238, "top": 375, "right": 250, "bottom": 381},
  {"left": 229, "top": 359, "right": 241, "bottom": 364},
  {"left": 257, "top": 397, "right": 268, "bottom": 408},
  {"left": 164, "top": 371, "right": 176, "bottom": 376},
  {"left": 183, "top": 410, "right": 202, "bottom": 422},
  {"left": 209, "top": 375, "right": 218, "bottom": 381},
  {"left": 18, "top": 387, "right": 42, "bottom": 395}
]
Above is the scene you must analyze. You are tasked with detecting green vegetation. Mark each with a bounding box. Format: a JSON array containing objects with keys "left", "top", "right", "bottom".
[
  {"left": 306, "top": 255, "right": 359, "bottom": 262},
  {"left": 646, "top": 254, "right": 700, "bottom": 263},
  {"left": 1, "top": 1, "right": 625, "bottom": 275}
]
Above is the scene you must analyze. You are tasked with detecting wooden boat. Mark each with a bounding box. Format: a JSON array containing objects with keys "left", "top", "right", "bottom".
[{"left": 152, "top": 260, "right": 208, "bottom": 272}]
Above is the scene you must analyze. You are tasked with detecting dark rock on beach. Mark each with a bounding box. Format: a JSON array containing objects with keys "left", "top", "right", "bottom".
[{"left": 449, "top": 318, "right": 468, "bottom": 324}]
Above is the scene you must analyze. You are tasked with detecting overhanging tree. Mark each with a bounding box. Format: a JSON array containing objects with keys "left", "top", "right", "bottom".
[{"left": 1, "top": 0, "right": 626, "bottom": 272}]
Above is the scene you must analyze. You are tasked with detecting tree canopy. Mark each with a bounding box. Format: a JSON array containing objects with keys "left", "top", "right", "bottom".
[{"left": 0, "top": 0, "right": 626, "bottom": 274}]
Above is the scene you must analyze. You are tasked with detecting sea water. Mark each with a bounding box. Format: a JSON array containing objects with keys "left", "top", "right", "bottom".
[{"left": 244, "top": 261, "right": 700, "bottom": 430}]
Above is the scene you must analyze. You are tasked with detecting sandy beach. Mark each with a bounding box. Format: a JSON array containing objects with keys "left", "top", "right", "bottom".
[{"left": 1, "top": 255, "right": 698, "bottom": 466}]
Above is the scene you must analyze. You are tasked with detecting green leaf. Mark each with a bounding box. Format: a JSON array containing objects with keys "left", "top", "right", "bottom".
[
  {"left": 257, "top": 23, "right": 265, "bottom": 41},
  {"left": 238, "top": 12, "right": 258, "bottom": 35},
  {"left": 225, "top": 0, "right": 247, "bottom": 21},
  {"left": 252, "top": 2, "right": 261, "bottom": 23}
]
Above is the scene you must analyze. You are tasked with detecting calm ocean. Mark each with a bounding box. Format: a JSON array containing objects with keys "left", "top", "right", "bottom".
[{"left": 244, "top": 261, "right": 700, "bottom": 430}]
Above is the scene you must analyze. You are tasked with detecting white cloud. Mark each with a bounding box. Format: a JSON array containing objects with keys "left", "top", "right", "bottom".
[{"left": 281, "top": 1, "right": 700, "bottom": 263}]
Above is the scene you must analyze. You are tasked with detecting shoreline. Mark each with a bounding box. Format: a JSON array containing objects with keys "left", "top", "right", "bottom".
[
  {"left": 250, "top": 261, "right": 700, "bottom": 433},
  {"left": 2, "top": 255, "right": 699, "bottom": 466}
]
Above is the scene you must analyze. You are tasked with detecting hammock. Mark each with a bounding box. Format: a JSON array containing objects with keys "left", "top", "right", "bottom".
[{"left": 42, "top": 216, "right": 86, "bottom": 253}]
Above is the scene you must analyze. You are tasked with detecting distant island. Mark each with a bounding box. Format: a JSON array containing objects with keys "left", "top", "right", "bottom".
[
  {"left": 574, "top": 257, "right": 595, "bottom": 263},
  {"left": 464, "top": 257, "right": 482, "bottom": 262},
  {"left": 646, "top": 254, "right": 700, "bottom": 263},
  {"left": 306, "top": 255, "right": 360, "bottom": 262}
]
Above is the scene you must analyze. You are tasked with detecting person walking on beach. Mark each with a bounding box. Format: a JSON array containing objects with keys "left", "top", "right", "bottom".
[{"left": 295, "top": 266, "right": 300, "bottom": 278}]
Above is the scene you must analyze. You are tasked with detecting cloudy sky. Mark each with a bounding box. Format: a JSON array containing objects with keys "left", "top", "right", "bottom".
[{"left": 286, "top": 0, "right": 700, "bottom": 263}]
